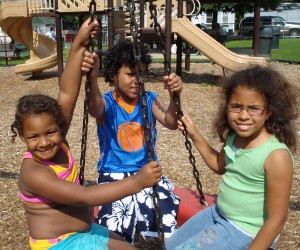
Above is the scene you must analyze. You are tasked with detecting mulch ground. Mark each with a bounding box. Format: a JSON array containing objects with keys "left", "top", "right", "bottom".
[{"left": 0, "top": 61, "right": 299, "bottom": 249}]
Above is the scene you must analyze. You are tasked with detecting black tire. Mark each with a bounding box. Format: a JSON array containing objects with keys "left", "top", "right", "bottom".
[{"left": 289, "top": 29, "right": 300, "bottom": 37}]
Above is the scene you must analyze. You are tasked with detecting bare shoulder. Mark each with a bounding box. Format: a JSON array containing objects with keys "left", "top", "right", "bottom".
[
  {"left": 19, "top": 159, "right": 56, "bottom": 193},
  {"left": 264, "top": 149, "right": 293, "bottom": 176},
  {"left": 20, "top": 158, "right": 53, "bottom": 176}
]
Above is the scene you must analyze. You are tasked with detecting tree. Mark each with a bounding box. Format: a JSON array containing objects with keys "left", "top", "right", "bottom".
[{"left": 62, "top": 15, "right": 80, "bottom": 30}]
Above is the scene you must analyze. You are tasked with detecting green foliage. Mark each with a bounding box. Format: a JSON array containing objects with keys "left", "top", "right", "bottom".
[
  {"left": 62, "top": 16, "right": 80, "bottom": 30},
  {"left": 0, "top": 52, "right": 30, "bottom": 66}
]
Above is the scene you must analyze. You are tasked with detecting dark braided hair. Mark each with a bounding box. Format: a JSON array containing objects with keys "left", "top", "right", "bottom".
[
  {"left": 11, "top": 94, "right": 67, "bottom": 143},
  {"left": 103, "top": 42, "right": 152, "bottom": 85}
]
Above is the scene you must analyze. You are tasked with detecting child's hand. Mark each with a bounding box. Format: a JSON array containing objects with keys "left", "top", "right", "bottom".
[
  {"left": 163, "top": 73, "right": 183, "bottom": 94},
  {"left": 178, "top": 113, "right": 198, "bottom": 138},
  {"left": 135, "top": 161, "right": 162, "bottom": 189},
  {"left": 81, "top": 50, "right": 99, "bottom": 78},
  {"left": 76, "top": 18, "right": 99, "bottom": 48}
]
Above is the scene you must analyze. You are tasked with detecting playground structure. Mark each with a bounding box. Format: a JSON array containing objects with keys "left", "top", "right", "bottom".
[
  {"left": 0, "top": 0, "right": 267, "bottom": 77},
  {"left": 0, "top": 1, "right": 57, "bottom": 75}
]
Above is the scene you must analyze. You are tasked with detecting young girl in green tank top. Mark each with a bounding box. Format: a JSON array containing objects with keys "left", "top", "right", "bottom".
[{"left": 166, "top": 65, "right": 299, "bottom": 250}]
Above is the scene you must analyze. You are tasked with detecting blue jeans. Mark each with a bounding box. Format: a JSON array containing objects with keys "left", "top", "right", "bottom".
[{"left": 165, "top": 205, "right": 276, "bottom": 250}]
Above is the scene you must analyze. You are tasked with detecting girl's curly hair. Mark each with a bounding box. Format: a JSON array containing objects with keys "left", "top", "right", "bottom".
[
  {"left": 215, "top": 65, "right": 299, "bottom": 152},
  {"left": 11, "top": 94, "right": 67, "bottom": 143},
  {"left": 103, "top": 42, "right": 152, "bottom": 84}
]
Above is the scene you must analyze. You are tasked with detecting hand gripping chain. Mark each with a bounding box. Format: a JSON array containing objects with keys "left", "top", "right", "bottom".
[
  {"left": 148, "top": 0, "right": 208, "bottom": 206},
  {"left": 79, "top": 0, "right": 97, "bottom": 185},
  {"left": 124, "top": 1, "right": 166, "bottom": 249}
]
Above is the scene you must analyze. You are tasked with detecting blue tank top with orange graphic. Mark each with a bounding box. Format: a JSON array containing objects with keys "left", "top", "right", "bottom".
[{"left": 97, "top": 91, "right": 159, "bottom": 173}]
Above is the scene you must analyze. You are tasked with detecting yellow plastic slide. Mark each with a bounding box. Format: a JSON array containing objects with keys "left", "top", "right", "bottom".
[
  {"left": 0, "top": 1, "right": 57, "bottom": 75},
  {"left": 172, "top": 17, "right": 267, "bottom": 71}
]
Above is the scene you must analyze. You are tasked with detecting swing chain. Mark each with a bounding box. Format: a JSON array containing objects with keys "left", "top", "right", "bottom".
[
  {"left": 148, "top": 0, "right": 207, "bottom": 205},
  {"left": 182, "top": 126, "right": 208, "bottom": 205},
  {"left": 148, "top": 0, "right": 171, "bottom": 76},
  {"left": 125, "top": 1, "right": 165, "bottom": 248},
  {"left": 79, "top": 0, "right": 97, "bottom": 185}
]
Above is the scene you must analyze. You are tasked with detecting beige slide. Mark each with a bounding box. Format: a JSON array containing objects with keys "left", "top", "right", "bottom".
[
  {"left": 172, "top": 17, "right": 267, "bottom": 71},
  {"left": 0, "top": 1, "right": 57, "bottom": 75}
]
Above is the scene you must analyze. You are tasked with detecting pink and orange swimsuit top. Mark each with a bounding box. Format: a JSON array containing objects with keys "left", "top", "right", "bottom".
[{"left": 19, "top": 143, "right": 80, "bottom": 204}]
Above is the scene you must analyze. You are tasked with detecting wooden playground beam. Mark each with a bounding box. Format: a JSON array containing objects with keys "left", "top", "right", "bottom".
[{"left": 201, "top": 0, "right": 256, "bottom": 2}]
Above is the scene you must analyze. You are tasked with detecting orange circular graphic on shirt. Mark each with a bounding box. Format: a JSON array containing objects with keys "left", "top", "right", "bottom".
[{"left": 117, "top": 122, "right": 145, "bottom": 152}]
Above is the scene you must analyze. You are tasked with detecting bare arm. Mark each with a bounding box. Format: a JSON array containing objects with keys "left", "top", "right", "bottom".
[
  {"left": 178, "top": 113, "right": 226, "bottom": 174},
  {"left": 57, "top": 19, "right": 99, "bottom": 135},
  {"left": 81, "top": 50, "right": 105, "bottom": 122},
  {"left": 152, "top": 73, "right": 183, "bottom": 130},
  {"left": 248, "top": 149, "right": 293, "bottom": 250},
  {"left": 19, "top": 160, "right": 161, "bottom": 206}
]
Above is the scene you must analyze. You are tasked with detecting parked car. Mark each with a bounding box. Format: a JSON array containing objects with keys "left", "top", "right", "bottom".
[{"left": 239, "top": 16, "right": 300, "bottom": 37}]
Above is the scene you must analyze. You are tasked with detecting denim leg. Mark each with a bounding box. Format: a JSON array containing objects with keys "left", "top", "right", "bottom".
[
  {"left": 166, "top": 206, "right": 254, "bottom": 250},
  {"left": 165, "top": 206, "right": 217, "bottom": 249}
]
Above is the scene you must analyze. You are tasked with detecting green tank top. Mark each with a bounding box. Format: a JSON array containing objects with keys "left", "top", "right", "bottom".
[{"left": 217, "top": 132, "right": 293, "bottom": 235}]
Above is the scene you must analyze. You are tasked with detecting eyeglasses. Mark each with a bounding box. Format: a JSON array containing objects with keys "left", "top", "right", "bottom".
[{"left": 227, "top": 104, "right": 265, "bottom": 116}]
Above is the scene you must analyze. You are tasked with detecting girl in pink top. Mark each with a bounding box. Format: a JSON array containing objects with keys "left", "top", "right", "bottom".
[{"left": 11, "top": 19, "right": 162, "bottom": 250}]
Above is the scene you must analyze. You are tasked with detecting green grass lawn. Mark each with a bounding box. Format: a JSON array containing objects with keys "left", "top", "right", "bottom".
[
  {"left": 226, "top": 38, "right": 300, "bottom": 62},
  {"left": 1, "top": 38, "right": 300, "bottom": 66}
]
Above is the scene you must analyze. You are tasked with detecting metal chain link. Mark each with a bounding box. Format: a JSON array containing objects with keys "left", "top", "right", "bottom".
[
  {"left": 79, "top": 0, "right": 97, "bottom": 185},
  {"left": 148, "top": 0, "right": 207, "bottom": 206},
  {"left": 124, "top": 1, "right": 165, "bottom": 249}
]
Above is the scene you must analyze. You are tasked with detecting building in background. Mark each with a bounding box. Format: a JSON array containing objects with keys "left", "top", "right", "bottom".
[
  {"left": 0, "top": 28, "right": 12, "bottom": 44},
  {"left": 191, "top": 12, "right": 236, "bottom": 35},
  {"left": 245, "top": 3, "right": 300, "bottom": 23}
]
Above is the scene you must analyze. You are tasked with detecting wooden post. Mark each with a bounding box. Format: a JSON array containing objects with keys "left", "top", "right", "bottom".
[
  {"left": 253, "top": 0, "right": 261, "bottom": 56},
  {"left": 55, "top": 0, "right": 63, "bottom": 79},
  {"left": 176, "top": 0, "right": 184, "bottom": 76},
  {"left": 165, "top": 0, "right": 172, "bottom": 75},
  {"left": 107, "top": 0, "right": 114, "bottom": 47},
  {"left": 184, "top": 0, "right": 193, "bottom": 72}
]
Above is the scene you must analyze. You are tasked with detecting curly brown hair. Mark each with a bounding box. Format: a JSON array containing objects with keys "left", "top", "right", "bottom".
[
  {"left": 215, "top": 65, "right": 299, "bottom": 152},
  {"left": 11, "top": 94, "right": 67, "bottom": 143}
]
